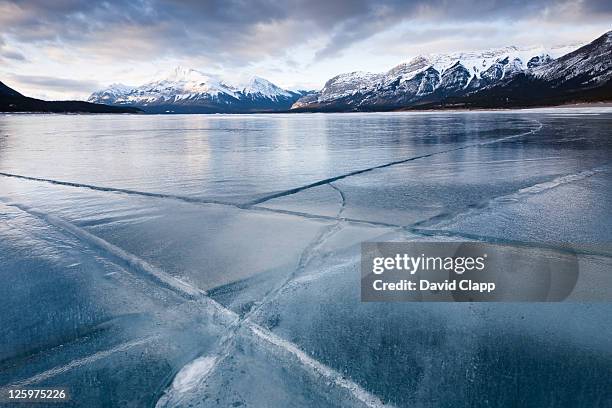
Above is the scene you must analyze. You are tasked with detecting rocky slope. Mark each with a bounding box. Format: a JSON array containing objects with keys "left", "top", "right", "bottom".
[{"left": 437, "top": 30, "right": 612, "bottom": 109}]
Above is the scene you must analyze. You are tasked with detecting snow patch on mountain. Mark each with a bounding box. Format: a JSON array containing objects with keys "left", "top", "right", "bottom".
[
  {"left": 320, "top": 72, "right": 383, "bottom": 101},
  {"left": 423, "top": 44, "right": 579, "bottom": 81}
]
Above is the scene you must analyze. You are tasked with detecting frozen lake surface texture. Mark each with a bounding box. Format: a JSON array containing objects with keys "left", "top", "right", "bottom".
[{"left": 0, "top": 110, "right": 611, "bottom": 407}]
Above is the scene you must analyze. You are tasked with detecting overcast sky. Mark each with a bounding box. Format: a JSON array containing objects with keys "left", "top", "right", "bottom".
[{"left": 0, "top": 0, "right": 610, "bottom": 100}]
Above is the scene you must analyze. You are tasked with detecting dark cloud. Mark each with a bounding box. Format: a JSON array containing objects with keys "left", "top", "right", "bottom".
[
  {"left": 9, "top": 74, "right": 99, "bottom": 91},
  {"left": 1, "top": 50, "right": 26, "bottom": 60},
  {"left": 0, "top": 34, "right": 26, "bottom": 61},
  {"left": 312, "top": 0, "right": 611, "bottom": 60},
  {"left": 0, "top": 0, "right": 610, "bottom": 64},
  {"left": 582, "top": 0, "right": 612, "bottom": 13}
]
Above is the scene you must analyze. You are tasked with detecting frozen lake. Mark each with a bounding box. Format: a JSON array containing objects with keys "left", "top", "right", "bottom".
[{"left": 1, "top": 110, "right": 611, "bottom": 407}]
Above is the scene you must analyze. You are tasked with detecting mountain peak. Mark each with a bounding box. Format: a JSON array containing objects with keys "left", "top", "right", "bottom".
[
  {"left": 245, "top": 75, "right": 268, "bottom": 84},
  {"left": 107, "top": 83, "right": 133, "bottom": 91},
  {"left": 387, "top": 56, "right": 431, "bottom": 79},
  {"left": 161, "top": 66, "right": 213, "bottom": 83},
  {"left": 240, "top": 76, "right": 292, "bottom": 98}
]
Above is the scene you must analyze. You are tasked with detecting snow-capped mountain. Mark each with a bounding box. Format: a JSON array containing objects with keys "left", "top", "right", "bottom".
[
  {"left": 89, "top": 67, "right": 310, "bottom": 113},
  {"left": 291, "top": 33, "right": 611, "bottom": 111},
  {"left": 452, "top": 31, "right": 612, "bottom": 108},
  {"left": 239, "top": 76, "right": 293, "bottom": 99},
  {"left": 88, "top": 83, "right": 134, "bottom": 104}
]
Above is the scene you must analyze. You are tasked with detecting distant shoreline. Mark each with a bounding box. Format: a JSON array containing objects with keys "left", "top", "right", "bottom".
[{"left": 2, "top": 100, "right": 611, "bottom": 115}]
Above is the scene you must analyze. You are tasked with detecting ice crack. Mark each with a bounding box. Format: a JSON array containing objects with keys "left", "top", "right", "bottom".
[
  {"left": 1, "top": 202, "right": 390, "bottom": 407},
  {"left": 245, "top": 119, "right": 544, "bottom": 206}
]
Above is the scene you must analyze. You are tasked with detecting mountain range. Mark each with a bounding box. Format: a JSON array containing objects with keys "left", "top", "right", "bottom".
[
  {"left": 2, "top": 31, "right": 611, "bottom": 114},
  {"left": 88, "top": 67, "right": 311, "bottom": 113},
  {"left": 291, "top": 30, "right": 612, "bottom": 111}
]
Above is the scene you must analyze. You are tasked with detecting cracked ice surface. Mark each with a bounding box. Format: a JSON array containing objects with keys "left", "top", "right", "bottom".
[
  {"left": 0, "top": 113, "right": 544, "bottom": 204},
  {"left": 1, "top": 110, "right": 612, "bottom": 407}
]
